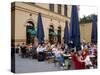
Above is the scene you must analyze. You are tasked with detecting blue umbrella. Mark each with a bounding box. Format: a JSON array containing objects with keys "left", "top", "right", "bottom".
[
  {"left": 91, "top": 15, "right": 97, "bottom": 44},
  {"left": 64, "top": 21, "right": 69, "bottom": 44},
  {"left": 37, "top": 13, "right": 44, "bottom": 44},
  {"left": 69, "top": 5, "right": 81, "bottom": 50}
]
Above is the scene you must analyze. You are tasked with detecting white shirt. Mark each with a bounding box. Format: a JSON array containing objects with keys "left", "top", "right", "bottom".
[
  {"left": 52, "top": 48, "right": 57, "bottom": 54},
  {"left": 84, "top": 55, "right": 92, "bottom": 66},
  {"left": 81, "top": 45, "right": 83, "bottom": 50},
  {"left": 37, "top": 47, "right": 44, "bottom": 53},
  {"left": 42, "top": 47, "right": 47, "bottom": 51},
  {"left": 55, "top": 50, "right": 62, "bottom": 57},
  {"left": 51, "top": 44, "right": 55, "bottom": 49}
]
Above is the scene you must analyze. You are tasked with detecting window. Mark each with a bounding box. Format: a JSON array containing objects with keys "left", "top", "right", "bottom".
[
  {"left": 58, "top": 4, "right": 62, "bottom": 14},
  {"left": 27, "top": 2, "right": 35, "bottom": 5},
  {"left": 64, "top": 5, "right": 67, "bottom": 17},
  {"left": 49, "top": 4, "right": 54, "bottom": 12},
  {"left": 30, "top": 2, "right": 35, "bottom": 5}
]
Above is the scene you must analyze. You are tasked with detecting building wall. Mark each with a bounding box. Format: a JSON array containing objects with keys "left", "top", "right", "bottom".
[
  {"left": 35, "top": 3, "right": 70, "bottom": 17},
  {"left": 11, "top": 10, "right": 15, "bottom": 41},
  {"left": 35, "top": 3, "right": 49, "bottom": 9},
  {"left": 11, "top": 2, "right": 71, "bottom": 45},
  {"left": 80, "top": 23, "right": 92, "bottom": 43},
  {"left": 67, "top": 5, "right": 72, "bottom": 18},
  {"left": 12, "top": 2, "right": 92, "bottom": 45}
]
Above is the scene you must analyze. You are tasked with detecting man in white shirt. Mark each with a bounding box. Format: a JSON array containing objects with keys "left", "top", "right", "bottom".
[
  {"left": 37, "top": 44, "right": 45, "bottom": 61},
  {"left": 36, "top": 44, "right": 43, "bottom": 53}
]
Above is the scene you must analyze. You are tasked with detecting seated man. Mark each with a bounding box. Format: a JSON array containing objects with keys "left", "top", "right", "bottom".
[{"left": 36, "top": 44, "right": 45, "bottom": 61}]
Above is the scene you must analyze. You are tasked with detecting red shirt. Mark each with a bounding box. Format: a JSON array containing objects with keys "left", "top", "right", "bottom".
[{"left": 71, "top": 53, "right": 85, "bottom": 69}]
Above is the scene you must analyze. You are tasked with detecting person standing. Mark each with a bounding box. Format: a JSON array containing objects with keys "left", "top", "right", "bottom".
[
  {"left": 16, "top": 44, "right": 21, "bottom": 56},
  {"left": 16, "top": 44, "right": 20, "bottom": 54},
  {"left": 31, "top": 44, "right": 36, "bottom": 59},
  {"left": 20, "top": 43, "right": 26, "bottom": 58}
]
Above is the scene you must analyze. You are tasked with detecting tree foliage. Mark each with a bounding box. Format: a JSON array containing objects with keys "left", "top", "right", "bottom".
[{"left": 80, "top": 14, "right": 97, "bottom": 24}]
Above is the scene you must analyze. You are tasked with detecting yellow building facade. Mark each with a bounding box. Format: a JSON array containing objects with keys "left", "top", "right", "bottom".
[
  {"left": 80, "top": 23, "right": 92, "bottom": 43},
  {"left": 11, "top": 2, "right": 92, "bottom": 45}
]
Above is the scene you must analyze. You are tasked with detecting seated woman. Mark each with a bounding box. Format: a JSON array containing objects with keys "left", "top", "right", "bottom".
[
  {"left": 76, "top": 51, "right": 85, "bottom": 69},
  {"left": 54, "top": 47, "right": 65, "bottom": 67},
  {"left": 82, "top": 49, "right": 93, "bottom": 69},
  {"left": 71, "top": 50, "right": 85, "bottom": 70}
]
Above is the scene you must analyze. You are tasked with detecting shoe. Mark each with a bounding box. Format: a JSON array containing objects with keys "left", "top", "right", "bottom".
[{"left": 60, "top": 66, "right": 64, "bottom": 69}]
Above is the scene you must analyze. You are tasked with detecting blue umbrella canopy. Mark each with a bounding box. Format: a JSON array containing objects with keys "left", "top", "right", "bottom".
[
  {"left": 64, "top": 21, "right": 69, "bottom": 44},
  {"left": 69, "top": 5, "right": 81, "bottom": 50},
  {"left": 91, "top": 15, "right": 97, "bottom": 44},
  {"left": 37, "top": 13, "right": 44, "bottom": 44}
]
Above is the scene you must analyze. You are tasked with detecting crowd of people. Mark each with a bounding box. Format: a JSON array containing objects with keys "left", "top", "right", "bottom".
[{"left": 14, "top": 41, "right": 97, "bottom": 70}]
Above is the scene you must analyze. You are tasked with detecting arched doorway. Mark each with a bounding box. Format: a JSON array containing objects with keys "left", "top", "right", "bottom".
[
  {"left": 26, "top": 21, "right": 36, "bottom": 44},
  {"left": 57, "top": 26, "right": 61, "bottom": 43},
  {"left": 49, "top": 25, "right": 54, "bottom": 44}
]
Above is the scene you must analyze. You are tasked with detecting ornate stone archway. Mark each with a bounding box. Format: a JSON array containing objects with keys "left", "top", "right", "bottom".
[{"left": 25, "top": 19, "right": 36, "bottom": 44}]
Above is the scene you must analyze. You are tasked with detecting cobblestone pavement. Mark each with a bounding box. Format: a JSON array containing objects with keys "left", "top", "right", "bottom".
[{"left": 15, "top": 54, "right": 64, "bottom": 73}]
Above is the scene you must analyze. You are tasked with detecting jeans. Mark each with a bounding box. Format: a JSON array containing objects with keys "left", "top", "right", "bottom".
[{"left": 56, "top": 56, "right": 64, "bottom": 65}]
